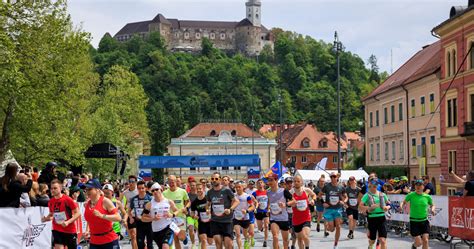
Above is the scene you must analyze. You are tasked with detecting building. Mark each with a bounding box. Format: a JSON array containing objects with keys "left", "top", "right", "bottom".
[
  {"left": 113, "top": 0, "right": 273, "bottom": 55},
  {"left": 362, "top": 41, "right": 442, "bottom": 179},
  {"left": 167, "top": 123, "right": 277, "bottom": 180},
  {"left": 432, "top": 2, "right": 474, "bottom": 194}
]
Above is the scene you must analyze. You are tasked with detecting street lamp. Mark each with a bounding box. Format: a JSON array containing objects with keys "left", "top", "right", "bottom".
[
  {"left": 278, "top": 93, "right": 283, "bottom": 165},
  {"left": 334, "top": 31, "right": 344, "bottom": 174}
]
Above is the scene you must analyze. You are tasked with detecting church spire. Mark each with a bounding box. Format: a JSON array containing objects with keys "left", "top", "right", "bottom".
[{"left": 246, "top": 0, "right": 261, "bottom": 27}]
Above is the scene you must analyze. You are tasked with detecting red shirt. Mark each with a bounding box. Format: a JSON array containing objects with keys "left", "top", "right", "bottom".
[
  {"left": 292, "top": 190, "right": 311, "bottom": 226},
  {"left": 84, "top": 196, "right": 118, "bottom": 245},
  {"left": 48, "top": 194, "right": 78, "bottom": 234}
]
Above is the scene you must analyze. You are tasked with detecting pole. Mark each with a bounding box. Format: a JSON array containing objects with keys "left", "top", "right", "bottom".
[
  {"left": 179, "top": 145, "right": 182, "bottom": 177},
  {"left": 278, "top": 93, "right": 283, "bottom": 165},
  {"left": 334, "top": 31, "right": 342, "bottom": 174},
  {"left": 251, "top": 116, "right": 255, "bottom": 154}
]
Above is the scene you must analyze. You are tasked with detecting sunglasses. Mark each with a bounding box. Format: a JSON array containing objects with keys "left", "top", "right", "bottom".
[
  {"left": 151, "top": 189, "right": 160, "bottom": 193},
  {"left": 330, "top": 175, "right": 337, "bottom": 178},
  {"left": 211, "top": 178, "right": 220, "bottom": 180},
  {"left": 268, "top": 178, "right": 275, "bottom": 181},
  {"left": 129, "top": 180, "right": 136, "bottom": 183}
]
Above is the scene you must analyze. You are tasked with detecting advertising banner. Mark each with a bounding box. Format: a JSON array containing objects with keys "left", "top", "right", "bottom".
[
  {"left": 139, "top": 154, "right": 260, "bottom": 169},
  {"left": 449, "top": 196, "right": 474, "bottom": 240}
]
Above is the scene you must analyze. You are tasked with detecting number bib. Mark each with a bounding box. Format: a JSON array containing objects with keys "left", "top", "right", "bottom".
[
  {"left": 234, "top": 210, "right": 244, "bottom": 220},
  {"left": 154, "top": 205, "right": 170, "bottom": 218},
  {"left": 199, "top": 212, "right": 210, "bottom": 222},
  {"left": 169, "top": 222, "right": 181, "bottom": 235},
  {"left": 296, "top": 200, "right": 308, "bottom": 211},
  {"left": 349, "top": 198, "right": 358, "bottom": 206},
  {"left": 270, "top": 203, "right": 281, "bottom": 214},
  {"left": 257, "top": 196, "right": 268, "bottom": 210},
  {"left": 135, "top": 208, "right": 144, "bottom": 218},
  {"left": 54, "top": 212, "right": 67, "bottom": 224},
  {"left": 213, "top": 204, "right": 225, "bottom": 216},
  {"left": 329, "top": 196, "right": 339, "bottom": 206},
  {"left": 173, "top": 217, "right": 185, "bottom": 227},
  {"left": 287, "top": 206, "right": 293, "bottom": 214}
]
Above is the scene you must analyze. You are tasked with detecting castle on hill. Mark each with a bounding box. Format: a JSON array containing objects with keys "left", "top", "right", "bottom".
[{"left": 113, "top": 0, "right": 273, "bottom": 55}]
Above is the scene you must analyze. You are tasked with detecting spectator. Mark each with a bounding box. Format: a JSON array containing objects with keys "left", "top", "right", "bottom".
[
  {"left": 464, "top": 170, "right": 474, "bottom": 197},
  {"left": 29, "top": 182, "right": 40, "bottom": 206},
  {"left": 19, "top": 173, "right": 32, "bottom": 207},
  {"left": 70, "top": 176, "right": 85, "bottom": 202},
  {"left": 38, "top": 161, "right": 58, "bottom": 188},
  {"left": 36, "top": 183, "right": 50, "bottom": 207},
  {"left": 69, "top": 186, "right": 81, "bottom": 202},
  {"left": 423, "top": 176, "right": 436, "bottom": 195},
  {"left": 0, "top": 163, "right": 33, "bottom": 207},
  {"left": 32, "top": 167, "right": 39, "bottom": 182}
]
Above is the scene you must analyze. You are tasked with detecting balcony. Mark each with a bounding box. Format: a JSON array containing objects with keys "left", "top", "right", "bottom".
[{"left": 462, "top": 122, "right": 474, "bottom": 141}]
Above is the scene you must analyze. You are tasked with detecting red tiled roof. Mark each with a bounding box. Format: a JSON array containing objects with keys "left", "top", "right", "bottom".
[
  {"left": 180, "top": 123, "right": 261, "bottom": 138},
  {"left": 344, "top": 132, "right": 362, "bottom": 142},
  {"left": 363, "top": 41, "right": 441, "bottom": 101},
  {"left": 276, "top": 124, "right": 342, "bottom": 152}
]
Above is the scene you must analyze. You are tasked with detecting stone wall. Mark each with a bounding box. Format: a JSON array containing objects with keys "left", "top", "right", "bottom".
[{"left": 168, "top": 28, "right": 236, "bottom": 52}]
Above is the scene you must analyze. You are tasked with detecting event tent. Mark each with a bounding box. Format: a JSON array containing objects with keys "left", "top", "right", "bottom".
[
  {"left": 295, "top": 169, "right": 369, "bottom": 183},
  {"left": 0, "top": 150, "right": 20, "bottom": 177}
]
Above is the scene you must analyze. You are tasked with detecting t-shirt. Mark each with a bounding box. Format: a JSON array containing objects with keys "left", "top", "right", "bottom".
[
  {"left": 322, "top": 183, "right": 345, "bottom": 209},
  {"left": 163, "top": 188, "right": 189, "bottom": 220},
  {"left": 130, "top": 194, "right": 152, "bottom": 222},
  {"left": 404, "top": 192, "right": 433, "bottom": 221},
  {"left": 234, "top": 192, "right": 253, "bottom": 220},
  {"left": 123, "top": 188, "right": 138, "bottom": 209},
  {"left": 423, "top": 183, "right": 436, "bottom": 195},
  {"left": 267, "top": 188, "right": 293, "bottom": 221},
  {"left": 206, "top": 187, "right": 235, "bottom": 223},
  {"left": 191, "top": 197, "right": 210, "bottom": 223},
  {"left": 361, "top": 191, "right": 389, "bottom": 218},
  {"left": 465, "top": 181, "right": 474, "bottom": 196},
  {"left": 313, "top": 184, "right": 326, "bottom": 206},
  {"left": 48, "top": 194, "right": 78, "bottom": 234},
  {"left": 253, "top": 189, "right": 268, "bottom": 213},
  {"left": 345, "top": 186, "right": 361, "bottom": 210}
]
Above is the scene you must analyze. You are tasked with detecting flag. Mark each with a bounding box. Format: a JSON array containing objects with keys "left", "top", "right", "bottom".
[
  {"left": 265, "top": 161, "right": 283, "bottom": 178},
  {"left": 314, "top": 157, "right": 327, "bottom": 170}
]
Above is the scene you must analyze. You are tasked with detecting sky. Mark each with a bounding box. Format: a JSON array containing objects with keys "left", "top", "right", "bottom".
[{"left": 68, "top": 0, "right": 466, "bottom": 74}]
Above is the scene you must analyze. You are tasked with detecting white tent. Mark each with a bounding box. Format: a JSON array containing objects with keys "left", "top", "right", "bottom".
[
  {"left": 295, "top": 169, "right": 369, "bottom": 183},
  {"left": 0, "top": 150, "right": 20, "bottom": 177}
]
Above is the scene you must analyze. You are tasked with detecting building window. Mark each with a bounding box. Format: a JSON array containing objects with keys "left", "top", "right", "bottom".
[
  {"left": 291, "top": 156, "right": 296, "bottom": 162},
  {"left": 184, "top": 32, "right": 190, "bottom": 39},
  {"left": 421, "top": 96, "right": 425, "bottom": 116},
  {"left": 447, "top": 187, "right": 457, "bottom": 196},
  {"left": 399, "top": 103, "right": 403, "bottom": 121},
  {"left": 376, "top": 143, "right": 380, "bottom": 161},
  {"left": 370, "top": 144, "right": 374, "bottom": 161},
  {"left": 470, "top": 41, "right": 474, "bottom": 69},
  {"left": 223, "top": 166, "right": 229, "bottom": 170},
  {"left": 196, "top": 32, "right": 201, "bottom": 39},
  {"left": 220, "top": 33, "right": 226, "bottom": 40},
  {"left": 430, "top": 135, "right": 436, "bottom": 157},
  {"left": 399, "top": 140, "right": 404, "bottom": 159},
  {"left": 384, "top": 107, "right": 388, "bottom": 124},
  {"left": 447, "top": 98, "right": 457, "bottom": 127},
  {"left": 256, "top": 14, "right": 259, "bottom": 19},
  {"left": 391, "top": 105, "right": 395, "bottom": 123},
  {"left": 333, "top": 155, "right": 338, "bottom": 163},
  {"left": 234, "top": 166, "right": 241, "bottom": 170},
  {"left": 452, "top": 49, "right": 457, "bottom": 76},
  {"left": 471, "top": 94, "right": 474, "bottom": 122},
  {"left": 210, "top": 167, "right": 217, "bottom": 170},
  {"left": 411, "top": 99, "right": 416, "bottom": 118},
  {"left": 411, "top": 138, "right": 416, "bottom": 158},
  {"left": 319, "top": 139, "right": 328, "bottom": 148},
  {"left": 302, "top": 138, "right": 310, "bottom": 148},
  {"left": 369, "top": 112, "right": 373, "bottom": 128},
  {"left": 302, "top": 155, "right": 307, "bottom": 163},
  {"left": 375, "top": 110, "right": 379, "bottom": 126},
  {"left": 384, "top": 142, "right": 389, "bottom": 161},
  {"left": 448, "top": 150, "right": 457, "bottom": 173},
  {"left": 210, "top": 33, "right": 215, "bottom": 40},
  {"left": 430, "top": 93, "right": 435, "bottom": 113},
  {"left": 391, "top": 141, "right": 396, "bottom": 161},
  {"left": 421, "top": 137, "right": 426, "bottom": 157},
  {"left": 447, "top": 51, "right": 451, "bottom": 77},
  {"left": 190, "top": 167, "right": 196, "bottom": 171}
]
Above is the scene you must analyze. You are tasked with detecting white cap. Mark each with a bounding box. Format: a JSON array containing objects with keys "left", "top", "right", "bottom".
[
  {"left": 102, "top": 184, "right": 113, "bottom": 190},
  {"left": 150, "top": 183, "right": 162, "bottom": 190}
]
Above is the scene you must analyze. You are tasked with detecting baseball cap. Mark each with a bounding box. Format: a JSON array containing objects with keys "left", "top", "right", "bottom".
[
  {"left": 284, "top": 177, "right": 294, "bottom": 183},
  {"left": 150, "top": 183, "right": 162, "bottom": 191},
  {"left": 188, "top": 176, "right": 195, "bottom": 182},
  {"left": 349, "top": 176, "right": 356, "bottom": 181},
  {"left": 102, "top": 184, "right": 113, "bottom": 191},
  {"left": 414, "top": 179, "right": 424, "bottom": 185},
  {"left": 400, "top": 176, "right": 408, "bottom": 181},
  {"left": 267, "top": 173, "right": 279, "bottom": 180},
  {"left": 248, "top": 180, "right": 255, "bottom": 185},
  {"left": 393, "top": 177, "right": 400, "bottom": 182},
  {"left": 82, "top": 178, "right": 102, "bottom": 189}
]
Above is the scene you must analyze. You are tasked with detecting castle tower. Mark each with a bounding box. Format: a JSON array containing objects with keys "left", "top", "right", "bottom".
[{"left": 245, "top": 0, "right": 261, "bottom": 27}]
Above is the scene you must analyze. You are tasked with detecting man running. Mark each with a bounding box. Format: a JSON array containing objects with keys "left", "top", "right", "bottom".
[
  {"left": 291, "top": 175, "right": 316, "bottom": 249},
  {"left": 142, "top": 183, "right": 180, "bottom": 249},
  {"left": 345, "top": 176, "right": 362, "bottom": 239},
  {"left": 163, "top": 175, "right": 190, "bottom": 249},
  {"left": 41, "top": 179, "right": 81, "bottom": 249},
  {"left": 245, "top": 180, "right": 257, "bottom": 247},
  {"left": 206, "top": 172, "right": 239, "bottom": 249},
  {"left": 313, "top": 175, "right": 327, "bottom": 234},
  {"left": 122, "top": 175, "right": 139, "bottom": 249},
  {"left": 400, "top": 179, "right": 435, "bottom": 249},
  {"left": 360, "top": 178, "right": 390, "bottom": 249},
  {"left": 103, "top": 183, "right": 128, "bottom": 239},
  {"left": 233, "top": 181, "right": 255, "bottom": 249},
  {"left": 129, "top": 181, "right": 153, "bottom": 249},
  {"left": 253, "top": 179, "right": 270, "bottom": 247},
  {"left": 267, "top": 173, "right": 295, "bottom": 249},
  {"left": 284, "top": 177, "right": 297, "bottom": 249},
  {"left": 320, "top": 172, "right": 347, "bottom": 249},
  {"left": 187, "top": 180, "right": 199, "bottom": 249},
  {"left": 191, "top": 183, "right": 213, "bottom": 249}
]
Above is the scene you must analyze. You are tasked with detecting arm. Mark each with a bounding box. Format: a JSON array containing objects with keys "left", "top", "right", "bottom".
[
  {"left": 97, "top": 198, "right": 121, "bottom": 222},
  {"left": 284, "top": 189, "right": 295, "bottom": 207},
  {"left": 451, "top": 172, "right": 466, "bottom": 184},
  {"left": 141, "top": 202, "right": 154, "bottom": 222},
  {"left": 63, "top": 207, "right": 81, "bottom": 227},
  {"left": 229, "top": 196, "right": 240, "bottom": 211},
  {"left": 117, "top": 201, "right": 128, "bottom": 223},
  {"left": 41, "top": 212, "right": 53, "bottom": 222},
  {"left": 424, "top": 188, "right": 431, "bottom": 194},
  {"left": 306, "top": 188, "right": 317, "bottom": 206}
]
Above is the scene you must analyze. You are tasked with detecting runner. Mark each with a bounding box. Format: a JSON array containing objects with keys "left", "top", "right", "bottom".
[
  {"left": 360, "top": 178, "right": 391, "bottom": 249},
  {"left": 129, "top": 181, "right": 153, "bottom": 249},
  {"left": 191, "top": 183, "right": 213, "bottom": 249},
  {"left": 122, "top": 175, "right": 139, "bottom": 249},
  {"left": 83, "top": 179, "right": 122, "bottom": 249},
  {"left": 291, "top": 175, "right": 316, "bottom": 249},
  {"left": 284, "top": 177, "right": 297, "bottom": 249},
  {"left": 267, "top": 173, "right": 295, "bottom": 249},
  {"left": 399, "top": 179, "right": 435, "bottom": 249},
  {"left": 187, "top": 180, "right": 199, "bottom": 249},
  {"left": 162, "top": 175, "right": 189, "bottom": 249},
  {"left": 103, "top": 183, "right": 128, "bottom": 239},
  {"left": 345, "top": 176, "right": 362, "bottom": 239},
  {"left": 142, "top": 183, "right": 180, "bottom": 249},
  {"left": 320, "top": 172, "right": 347, "bottom": 249},
  {"left": 41, "top": 179, "right": 81, "bottom": 249},
  {"left": 244, "top": 180, "right": 257, "bottom": 247},
  {"left": 206, "top": 172, "right": 239, "bottom": 249},
  {"left": 233, "top": 181, "right": 255, "bottom": 249},
  {"left": 253, "top": 179, "right": 270, "bottom": 247},
  {"left": 221, "top": 175, "right": 231, "bottom": 189},
  {"left": 313, "top": 175, "right": 327, "bottom": 235}
]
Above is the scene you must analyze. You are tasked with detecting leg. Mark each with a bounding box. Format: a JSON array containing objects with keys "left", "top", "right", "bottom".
[
  {"left": 270, "top": 222, "right": 280, "bottom": 249},
  {"left": 281, "top": 229, "right": 290, "bottom": 249},
  {"left": 53, "top": 245, "right": 65, "bottom": 249},
  {"left": 334, "top": 218, "right": 341, "bottom": 246},
  {"left": 189, "top": 225, "right": 196, "bottom": 246},
  {"left": 199, "top": 234, "right": 208, "bottom": 249},
  {"left": 234, "top": 225, "right": 243, "bottom": 249},
  {"left": 174, "top": 234, "right": 182, "bottom": 249},
  {"left": 264, "top": 217, "right": 269, "bottom": 241},
  {"left": 413, "top": 236, "right": 422, "bottom": 247},
  {"left": 302, "top": 226, "right": 311, "bottom": 248},
  {"left": 348, "top": 214, "right": 354, "bottom": 231},
  {"left": 421, "top": 234, "right": 429, "bottom": 249},
  {"left": 326, "top": 219, "right": 335, "bottom": 233},
  {"left": 224, "top": 236, "right": 233, "bottom": 249},
  {"left": 129, "top": 227, "right": 138, "bottom": 249},
  {"left": 213, "top": 235, "right": 223, "bottom": 249},
  {"left": 146, "top": 225, "right": 154, "bottom": 249},
  {"left": 296, "top": 231, "right": 304, "bottom": 249},
  {"left": 379, "top": 237, "right": 387, "bottom": 249},
  {"left": 136, "top": 225, "right": 145, "bottom": 249}
]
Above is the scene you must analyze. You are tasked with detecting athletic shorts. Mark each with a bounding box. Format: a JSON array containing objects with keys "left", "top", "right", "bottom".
[
  {"left": 367, "top": 216, "right": 387, "bottom": 241},
  {"left": 269, "top": 220, "right": 290, "bottom": 231},
  {"left": 210, "top": 222, "right": 234, "bottom": 239},
  {"left": 172, "top": 217, "right": 187, "bottom": 230},
  {"left": 89, "top": 239, "right": 120, "bottom": 249},
  {"left": 248, "top": 212, "right": 255, "bottom": 224},
  {"left": 293, "top": 221, "right": 311, "bottom": 233},
  {"left": 187, "top": 216, "right": 198, "bottom": 228},
  {"left": 323, "top": 208, "right": 343, "bottom": 222},
  {"left": 410, "top": 220, "right": 430, "bottom": 237},
  {"left": 127, "top": 217, "right": 137, "bottom": 229},
  {"left": 255, "top": 212, "right": 268, "bottom": 220},
  {"left": 346, "top": 208, "right": 359, "bottom": 220},
  {"left": 198, "top": 221, "right": 212, "bottom": 237},
  {"left": 52, "top": 230, "right": 77, "bottom": 248},
  {"left": 316, "top": 205, "right": 324, "bottom": 213},
  {"left": 153, "top": 226, "right": 174, "bottom": 248},
  {"left": 309, "top": 204, "right": 315, "bottom": 213},
  {"left": 233, "top": 219, "right": 250, "bottom": 229}
]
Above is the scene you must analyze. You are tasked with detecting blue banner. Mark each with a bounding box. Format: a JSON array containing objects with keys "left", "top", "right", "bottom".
[{"left": 139, "top": 155, "right": 260, "bottom": 169}]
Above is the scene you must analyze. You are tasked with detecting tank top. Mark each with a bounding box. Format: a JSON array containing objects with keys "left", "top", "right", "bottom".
[
  {"left": 254, "top": 189, "right": 268, "bottom": 213},
  {"left": 84, "top": 196, "right": 118, "bottom": 245},
  {"left": 292, "top": 190, "right": 311, "bottom": 225},
  {"left": 267, "top": 188, "right": 288, "bottom": 221},
  {"left": 151, "top": 198, "right": 172, "bottom": 232},
  {"left": 234, "top": 193, "right": 251, "bottom": 220}
]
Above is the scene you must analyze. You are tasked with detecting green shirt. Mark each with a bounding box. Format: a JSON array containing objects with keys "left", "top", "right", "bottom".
[
  {"left": 361, "top": 191, "right": 389, "bottom": 218},
  {"left": 163, "top": 187, "right": 189, "bottom": 219},
  {"left": 404, "top": 192, "right": 433, "bottom": 221}
]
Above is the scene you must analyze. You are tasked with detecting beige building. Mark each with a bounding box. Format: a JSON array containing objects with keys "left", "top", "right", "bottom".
[
  {"left": 167, "top": 123, "right": 277, "bottom": 180},
  {"left": 363, "top": 41, "right": 442, "bottom": 179}
]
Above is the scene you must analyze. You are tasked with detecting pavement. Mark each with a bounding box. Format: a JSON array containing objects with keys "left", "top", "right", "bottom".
[{"left": 115, "top": 223, "right": 468, "bottom": 249}]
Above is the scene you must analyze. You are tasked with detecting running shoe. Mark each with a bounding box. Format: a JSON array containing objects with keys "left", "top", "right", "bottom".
[
  {"left": 244, "top": 240, "right": 250, "bottom": 249},
  {"left": 251, "top": 237, "right": 255, "bottom": 246},
  {"left": 263, "top": 241, "right": 267, "bottom": 247},
  {"left": 368, "top": 245, "right": 374, "bottom": 249},
  {"left": 183, "top": 235, "right": 189, "bottom": 245},
  {"left": 324, "top": 232, "right": 329, "bottom": 237},
  {"left": 316, "top": 224, "right": 320, "bottom": 232}
]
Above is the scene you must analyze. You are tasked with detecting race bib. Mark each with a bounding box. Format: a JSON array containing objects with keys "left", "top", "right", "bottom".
[
  {"left": 287, "top": 207, "right": 293, "bottom": 214},
  {"left": 213, "top": 204, "right": 225, "bottom": 216},
  {"left": 257, "top": 196, "right": 268, "bottom": 210},
  {"left": 199, "top": 212, "right": 210, "bottom": 222},
  {"left": 349, "top": 198, "right": 358, "bottom": 206},
  {"left": 296, "top": 200, "right": 308, "bottom": 211},
  {"left": 54, "top": 212, "right": 67, "bottom": 224},
  {"left": 154, "top": 206, "right": 170, "bottom": 218},
  {"left": 234, "top": 210, "right": 244, "bottom": 220},
  {"left": 329, "top": 196, "right": 339, "bottom": 206},
  {"left": 169, "top": 222, "right": 181, "bottom": 235},
  {"left": 135, "top": 208, "right": 144, "bottom": 218},
  {"left": 173, "top": 217, "right": 185, "bottom": 227},
  {"left": 270, "top": 203, "right": 281, "bottom": 214}
]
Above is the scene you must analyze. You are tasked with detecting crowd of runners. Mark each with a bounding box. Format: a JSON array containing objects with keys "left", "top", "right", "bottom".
[{"left": 0, "top": 162, "right": 439, "bottom": 249}]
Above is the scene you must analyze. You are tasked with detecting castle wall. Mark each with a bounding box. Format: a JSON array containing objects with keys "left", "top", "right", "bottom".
[
  {"left": 168, "top": 28, "right": 236, "bottom": 52},
  {"left": 236, "top": 26, "right": 265, "bottom": 55}
]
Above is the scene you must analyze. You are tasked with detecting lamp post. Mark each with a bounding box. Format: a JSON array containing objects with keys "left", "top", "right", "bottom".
[
  {"left": 278, "top": 93, "right": 283, "bottom": 165},
  {"left": 251, "top": 116, "right": 255, "bottom": 154},
  {"left": 334, "top": 31, "right": 343, "bottom": 174}
]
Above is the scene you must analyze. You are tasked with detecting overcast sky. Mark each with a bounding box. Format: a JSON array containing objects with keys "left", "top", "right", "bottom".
[{"left": 68, "top": 0, "right": 466, "bottom": 73}]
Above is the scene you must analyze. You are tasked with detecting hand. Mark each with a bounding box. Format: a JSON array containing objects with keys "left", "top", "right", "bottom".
[
  {"left": 224, "top": 209, "right": 231, "bottom": 215},
  {"left": 84, "top": 231, "right": 90, "bottom": 240},
  {"left": 154, "top": 214, "right": 161, "bottom": 221},
  {"left": 206, "top": 209, "right": 211, "bottom": 215},
  {"left": 323, "top": 203, "right": 329, "bottom": 208},
  {"left": 163, "top": 212, "right": 170, "bottom": 218},
  {"left": 383, "top": 206, "right": 390, "bottom": 212},
  {"left": 309, "top": 200, "right": 315, "bottom": 206},
  {"left": 278, "top": 202, "right": 285, "bottom": 208},
  {"left": 93, "top": 210, "right": 102, "bottom": 218},
  {"left": 242, "top": 209, "right": 247, "bottom": 214},
  {"left": 397, "top": 206, "right": 403, "bottom": 212},
  {"left": 41, "top": 216, "right": 48, "bottom": 223},
  {"left": 181, "top": 208, "right": 188, "bottom": 215}
]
